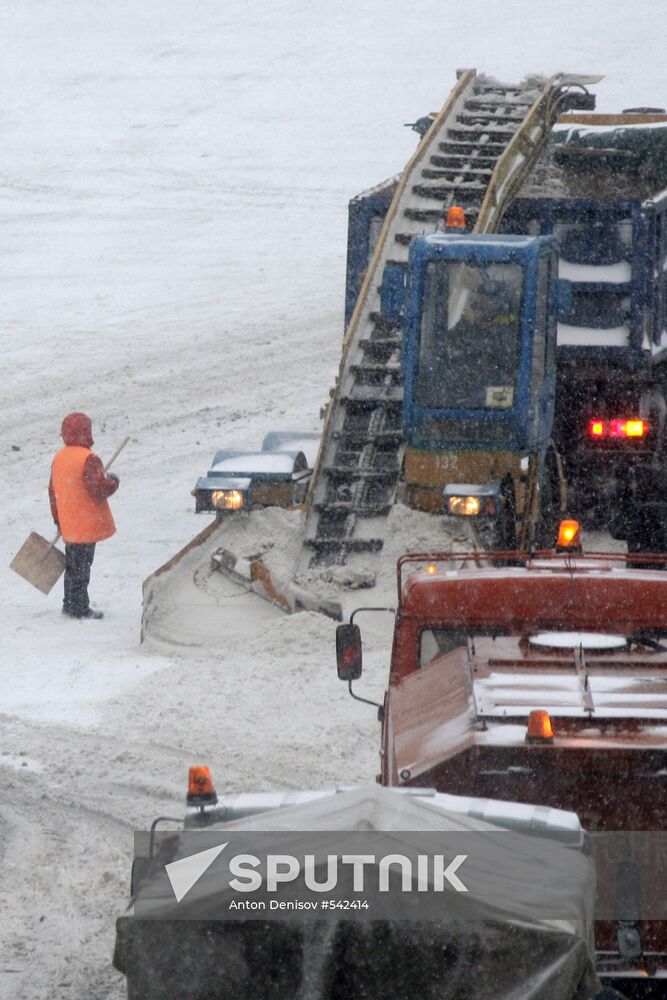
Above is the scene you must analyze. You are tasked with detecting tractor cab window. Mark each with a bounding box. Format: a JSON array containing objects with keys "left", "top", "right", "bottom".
[{"left": 416, "top": 260, "right": 523, "bottom": 410}]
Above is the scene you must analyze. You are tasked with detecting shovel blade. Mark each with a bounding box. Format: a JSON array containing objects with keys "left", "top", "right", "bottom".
[{"left": 10, "top": 532, "right": 66, "bottom": 594}]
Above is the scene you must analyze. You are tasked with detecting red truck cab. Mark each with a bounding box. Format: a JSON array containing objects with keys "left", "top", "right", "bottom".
[{"left": 339, "top": 549, "right": 667, "bottom": 989}]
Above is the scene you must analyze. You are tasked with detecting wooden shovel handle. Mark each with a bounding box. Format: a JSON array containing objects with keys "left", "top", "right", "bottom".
[{"left": 104, "top": 435, "right": 130, "bottom": 472}]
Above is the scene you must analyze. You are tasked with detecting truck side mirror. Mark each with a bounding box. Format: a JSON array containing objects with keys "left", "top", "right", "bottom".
[
  {"left": 336, "top": 623, "right": 363, "bottom": 681},
  {"left": 551, "top": 278, "right": 572, "bottom": 319}
]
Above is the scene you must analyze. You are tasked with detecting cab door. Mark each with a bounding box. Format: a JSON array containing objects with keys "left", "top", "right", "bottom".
[{"left": 526, "top": 252, "right": 557, "bottom": 450}]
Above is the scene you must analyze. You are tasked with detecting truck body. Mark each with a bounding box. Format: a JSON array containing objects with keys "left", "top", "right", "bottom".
[
  {"left": 338, "top": 550, "right": 667, "bottom": 991},
  {"left": 115, "top": 774, "right": 602, "bottom": 1000},
  {"left": 187, "top": 73, "right": 607, "bottom": 580},
  {"left": 347, "top": 115, "right": 667, "bottom": 551}
]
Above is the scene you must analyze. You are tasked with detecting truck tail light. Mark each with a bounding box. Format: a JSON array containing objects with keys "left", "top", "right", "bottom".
[
  {"left": 619, "top": 419, "right": 647, "bottom": 437},
  {"left": 588, "top": 418, "right": 648, "bottom": 439}
]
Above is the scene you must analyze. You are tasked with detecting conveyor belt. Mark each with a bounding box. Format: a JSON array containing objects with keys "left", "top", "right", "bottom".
[{"left": 299, "top": 70, "right": 600, "bottom": 577}]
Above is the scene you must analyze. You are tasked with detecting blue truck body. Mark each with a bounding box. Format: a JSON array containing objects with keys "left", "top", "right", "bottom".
[
  {"left": 344, "top": 126, "right": 667, "bottom": 541},
  {"left": 346, "top": 191, "right": 667, "bottom": 371}
]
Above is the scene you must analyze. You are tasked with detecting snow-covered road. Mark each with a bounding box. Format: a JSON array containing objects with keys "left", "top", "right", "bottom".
[{"left": 2, "top": 0, "right": 666, "bottom": 995}]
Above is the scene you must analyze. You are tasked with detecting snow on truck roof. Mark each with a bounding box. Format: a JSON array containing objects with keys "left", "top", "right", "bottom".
[
  {"left": 554, "top": 117, "right": 667, "bottom": 136},
  {"left": 209, "top": 450, "right": 307, "bottom": 476},
  {"left": 425, "top": 233, "right": 537, "bottom": 249},
  {"left": 388, "top": 617, "right": 667, "bottom": 783},
  {"left": 473, "top": 651, "right": 667, "bottom": 721}
]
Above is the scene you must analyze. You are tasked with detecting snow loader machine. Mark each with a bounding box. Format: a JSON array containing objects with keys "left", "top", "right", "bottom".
[
  {"left": 334, "top": 540, "right": 667, "bottom": 996},
  {"left": 335, "top": 76, "right": 667, "bottom": 564},
  {"left": 146, "top": 68, "right": 667, "bottom": 633}
]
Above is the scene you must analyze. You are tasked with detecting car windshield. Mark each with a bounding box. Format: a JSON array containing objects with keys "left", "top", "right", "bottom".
[
  {"left": 419, "top": 627, "right": 667, "bottom": 669},
  {"left": 415, "top": 259, "right": 523, "bottom": 410}
]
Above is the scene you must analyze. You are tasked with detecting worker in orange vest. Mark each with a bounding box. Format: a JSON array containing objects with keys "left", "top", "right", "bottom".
[{"left": 49, "top": 413, "right": 120, "bottom": 619}]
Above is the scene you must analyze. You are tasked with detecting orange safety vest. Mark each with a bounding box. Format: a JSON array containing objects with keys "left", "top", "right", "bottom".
[{"left": 51, "top": 446, "right": 116, "bottom": 544}]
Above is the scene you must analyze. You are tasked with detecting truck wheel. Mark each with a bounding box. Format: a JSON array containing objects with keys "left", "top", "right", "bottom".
[
  {"left": 471, "top": 480, "right": 516, "bottom": 559},
  {"left": 608, "top": 504, "right": 628, "bottom": 541},
  {"left": 534, "top": 449, "right": 561, "bottom": 550},
  {"left": 496, "top": 479, "right": 517, "bottom": 551},
  {"left": 481, "top": 479, "right": 517, "bottom": 563},
  {"left": 627, "top": 500, "right": 667, "bottom": 568}
]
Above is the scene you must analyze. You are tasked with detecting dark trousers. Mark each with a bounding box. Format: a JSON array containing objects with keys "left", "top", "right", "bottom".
[{"left": 64, "top": 543, "right": 96, "bottom": 615}]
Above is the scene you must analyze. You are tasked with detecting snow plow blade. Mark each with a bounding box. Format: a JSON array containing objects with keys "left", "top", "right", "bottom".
[
  {"left": 211, "top": 546, "right": 342, "bottom": 620},
  {"left": 141, "top": 519, "right": 342, "bottom": 644},
  {"left": 141, "top": 520, "right": 220, "bottom": 642}
]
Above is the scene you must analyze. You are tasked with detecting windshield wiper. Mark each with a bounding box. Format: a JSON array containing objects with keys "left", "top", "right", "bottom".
[{"left": 629, "top": 632, "right": 667, "bottom": 652}]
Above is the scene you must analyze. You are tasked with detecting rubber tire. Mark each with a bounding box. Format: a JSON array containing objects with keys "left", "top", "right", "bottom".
[
  {"left": 484, "top": 479, "right": 517, "bottom": 565},
  {"left": 627, "top": 500, "right": 667, "bottom": 568},
  {"left": 496, "top": 478, "right": 517, "bottom": 551},
  {"left": 534, "top": 450, "right": 561, "bottom": 551}
]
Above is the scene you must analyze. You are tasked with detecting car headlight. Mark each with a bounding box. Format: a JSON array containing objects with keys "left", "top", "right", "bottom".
[
  {"left": 443, "top": 484, "right": 500, "bottom": 517},
  {"left": 447, "top": 495, "right": 482, "bottom": 517},
  {"left": 211, "top": 489, "right": 245, "bottom": 511}
]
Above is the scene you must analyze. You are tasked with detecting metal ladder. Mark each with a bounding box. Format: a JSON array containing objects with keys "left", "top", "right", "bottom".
[{"left": 298, "top": 70, "right": 599, "bottom": 577}]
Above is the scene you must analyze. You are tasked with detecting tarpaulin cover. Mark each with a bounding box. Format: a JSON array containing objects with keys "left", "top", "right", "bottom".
[{"left": 115, "top": 785, "right": 601, "bottom": 1000}]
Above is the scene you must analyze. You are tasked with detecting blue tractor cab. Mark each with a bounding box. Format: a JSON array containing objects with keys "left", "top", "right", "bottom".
[{"left": 402, "top": 233, "right": 562, "bottom": 454}]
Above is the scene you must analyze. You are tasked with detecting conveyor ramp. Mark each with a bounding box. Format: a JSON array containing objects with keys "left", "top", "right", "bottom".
[{"left": 299, "top": 70, "right": 599, "bottom": 579}]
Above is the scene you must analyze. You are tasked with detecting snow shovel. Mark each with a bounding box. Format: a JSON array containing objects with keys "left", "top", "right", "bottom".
[{"left": 10, "top": 436, "right": 130, "bottom": 595}]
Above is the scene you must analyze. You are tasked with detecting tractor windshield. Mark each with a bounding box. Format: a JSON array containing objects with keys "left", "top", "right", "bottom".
[{"left": 415, "top": 259, "right": 523, "bottom": 410}]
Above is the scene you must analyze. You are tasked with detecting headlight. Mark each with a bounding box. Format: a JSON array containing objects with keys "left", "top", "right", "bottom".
[
  {"left": 443, "top": 484, "right": 500, "bottom": 517},
  {"left": 447, "top": 495, "right": 482, "bottom": 517},
  {"left": 211, "top": 489, "right": 244, "bottom": 511}
]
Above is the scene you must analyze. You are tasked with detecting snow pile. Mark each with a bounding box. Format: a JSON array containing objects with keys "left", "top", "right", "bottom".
[
  {"left": 141, "top": 507, "right": 306, "bottom": 646},
  {"left": 143, "top": 500, "right": 472, "bottom": 634},
  {"left": 381, "top": 502, "right": 470, "bottom": 561},
  {"left": 193, "top": 501, "right": 470, "bottom": 611},
  {"left": 292, "top": 504, "right": 472, "bottom": 601},
  {"left": 220, "top": 506, "right": 306, "bottom": 585}
]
